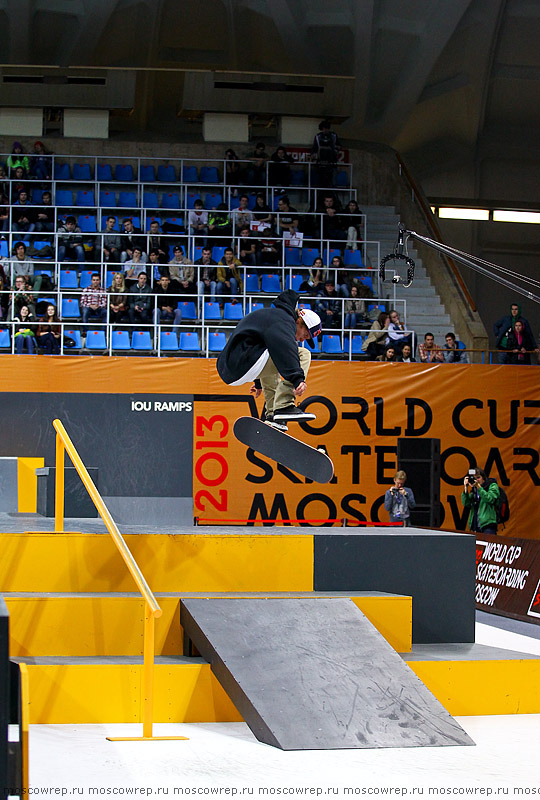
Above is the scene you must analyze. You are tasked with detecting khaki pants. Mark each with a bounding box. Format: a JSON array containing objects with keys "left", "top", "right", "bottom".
[{"left": 258, "top": 346, "right": 311, "bottom": 415}]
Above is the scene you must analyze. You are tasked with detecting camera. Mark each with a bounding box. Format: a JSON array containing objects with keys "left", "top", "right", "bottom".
[
  {"left": 465, "top": 469, "right": 477, "bottom": 485},
  {"left": 391, "top": 275, "right": 401, "bottom": 284}
]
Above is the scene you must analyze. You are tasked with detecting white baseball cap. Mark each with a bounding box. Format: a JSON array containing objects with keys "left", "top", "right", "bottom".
[{"left": 298, "top": 308, "right": 322, "bottom": 338}]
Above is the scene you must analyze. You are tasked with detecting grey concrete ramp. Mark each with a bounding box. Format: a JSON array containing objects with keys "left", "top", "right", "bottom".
[{"left": 180, "top": 597, "right": 474, "bottom": 750}]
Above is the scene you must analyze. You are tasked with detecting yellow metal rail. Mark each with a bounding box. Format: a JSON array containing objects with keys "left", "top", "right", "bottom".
[{"left": 52, "top": 418, "right": 187, "bottom": 743}]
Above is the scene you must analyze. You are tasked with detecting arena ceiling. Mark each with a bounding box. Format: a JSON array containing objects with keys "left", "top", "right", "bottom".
[{"left": 0, "top": 0, "right": 539, "bottom": 206}]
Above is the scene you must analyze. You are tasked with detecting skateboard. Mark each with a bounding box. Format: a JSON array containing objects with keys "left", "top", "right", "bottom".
[{"left": 233, "top": 416, "right": 334, "bottom": 483}]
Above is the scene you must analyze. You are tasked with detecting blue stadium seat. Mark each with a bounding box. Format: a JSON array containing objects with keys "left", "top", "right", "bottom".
[
  {"left": 164, "top": 217, "right": 184, "bottom": 231},
  {"left": 200, "top": 166, "right": 220, "bottom": 184},
  {"left": 0, "top": 240, "right": 7, "bottom": 259},
  {"left": 55, "top": 190, "right": 73, "bottom": 206},
  {"left": 285, "top": 247, "right": 302, "bottom": 267},
  {"left": 350, "top": 334, "right": 364, "bottom": 354},
  {"left": 0, "top": 329, "right": 10, "bottom": 349},
  {"left": 59, "top": 270, "right": 78, "bottom": 289},
  {"left": 61, "top": 299, "right": 81, "bottom": 318},
  {"left": 298, "top": 301, "right": 312, "bottom": 310},
  {"left": 158, "top": 165, "right": 177, "bottom": 182},
  {"left": 358, "top": 275, "right": 373, "bottom": 293},
  {"left": 178, "top": 301, "right": 197, "bottom": 320},
  {"left": 78, "top": 215, "right": 97, "bottom": 233},
  {"left": 79, "top": 271, "right": 94, "bottom": 288},
  {"left": 223, "top": 302, "right": 244, "bottom": 321},
  {"left": 139, "top": 165, "right": 156, "bottom": 182},
  {"left": 344, "top": 249, "right": 363, "bottom": 266},
  {"left": 160, "top": 331, "right": 179, "bottom": 351},
  {"left": 186, "top": 192, "right": 201, "bottom": 209},
  {"left": 131, "top": 330, "right": 153, "bottom": 350},
  {"left": 106, "top": 271, "right": 116, "bottom": 288},
  {"left": 115, "top": 164, "right": 134, "bottom": 182},
  {"left": 97, "top": 164, "right": 113, "bottom": 182},
  {"left": 99, "top": 191, "right": 117, "bottom": 208},
  {"left": 324, "top": 247, "right": 342, "bottom": 263},
  {"left": 86, "top": 330, "right": 108, "bottom": 351},
  {"left": 208, "top": 331, "right": 226, "bottom": 352},
  {"left": 261, "top": 274, "right": 281, "bottom": 293},
  {"left": 111, "top": 330, "right": 131, "bottom": 351},
  {"left": 64, "top": 329, "right": 82, "bottom": 349},
  {"left": 245, "top": 274, "right": 259, "bottom": 293},
  {"left": 54, "top": 163, "right": 70, "bottom": 180},
  {"left": 179, "top": 331, "right": 201, "bottom": 352},
  {"left": 143, "top": 192, "right": 159, "bottom": 209},
  {"left": 212, "top": 246, "right": 226, "bottom": 263},
  {"left": 204, "top": 193, "right": 223, "bottom": 210},
  {"left": 182, "top": 165, "right": 198, "bottom": 183},
  {"left": 192, "top": 245, "right": 204, "bottom": 261},
  {"left": 118, "top": 191, "right": 137, "bottom": 208},
  {"left": 203, "top": 302, "right": 221, "bottom": 320},
  {"left": 76, "top": 190, "right": 95, "bottom": 207},
  {"left": 291, "top": 168, "right": 307, "bottom": 186},
  {"left": 161, "top": 193, "right": 180, "bottom": 210},
  {"left": 368, "top": 302, "right": 386, "bottom": 313},
  {"left": 335, "top": 170, "right": 350, "bottom": 187},
  {"left": 34, "top": 267, "right": 52, "bottom": 277},
  {"left": 250, "top": 302, "right": 264, "bottom": 312},
  {"left": 32, "top": 189, "right": 44, "bottom": 204},
  {"left": 302, "top": 248, "right": 320, "bottom": 266},
  {"left": 72, "top": 163, "right": 92, "bottom": 181},
  {"left": 285, "top": 274, "right": 304, "bottom": 292}
]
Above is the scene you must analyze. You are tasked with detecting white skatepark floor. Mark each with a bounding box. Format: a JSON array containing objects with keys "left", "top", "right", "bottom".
[{"left": 25, "top": 616, "right": 540, "bottom": 798}]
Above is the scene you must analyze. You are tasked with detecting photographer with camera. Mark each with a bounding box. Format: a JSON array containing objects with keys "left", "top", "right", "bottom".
[
  {"left": 384, "top": 470, "right": 416, "bottom": 526},
  {"left": 461, "top": 468, "right": 499, "bottom": 535}
]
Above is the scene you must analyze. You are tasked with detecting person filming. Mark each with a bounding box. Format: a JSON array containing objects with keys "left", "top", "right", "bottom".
[
  {"left": 461, "top": 468, "right": 499, "bottom": 535},
  {"left": 384, "top": 470, "right": 416, "bottom": 526}
]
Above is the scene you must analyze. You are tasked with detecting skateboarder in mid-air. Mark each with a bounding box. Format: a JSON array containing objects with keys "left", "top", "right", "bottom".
[{"left": 216, "top": 289, "right": 322, "bottom": 430}]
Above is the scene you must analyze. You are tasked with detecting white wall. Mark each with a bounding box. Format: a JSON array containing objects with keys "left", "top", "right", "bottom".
[
  {"left": 63, "top": 109, "right": 109, "bottom": 139},
  {"left": 0, "top": 108, "right": 43, "bottom": 137}
]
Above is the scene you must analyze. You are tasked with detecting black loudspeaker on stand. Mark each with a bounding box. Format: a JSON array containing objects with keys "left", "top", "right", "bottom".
[{"left": 397, "top": 438, "right": 441, "bottom": 527}]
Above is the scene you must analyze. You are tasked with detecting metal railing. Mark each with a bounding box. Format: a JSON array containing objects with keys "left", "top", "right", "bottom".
[{"left": 52, "top": 418, "right": 187, "bottom": 743}]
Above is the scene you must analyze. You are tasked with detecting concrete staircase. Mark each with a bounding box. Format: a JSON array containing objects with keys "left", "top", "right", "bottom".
[{"left": 364, "top": 206, "right": 455, "bottom": 343}]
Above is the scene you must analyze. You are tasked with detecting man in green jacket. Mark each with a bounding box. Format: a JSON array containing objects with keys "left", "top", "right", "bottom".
[{"left": 461, "top": 468, "right": 499, "bottom": 534}]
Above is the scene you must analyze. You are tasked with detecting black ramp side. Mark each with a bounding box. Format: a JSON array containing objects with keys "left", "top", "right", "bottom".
[{"left": 180, "top": 598, "right": 474, "bottom": 750}]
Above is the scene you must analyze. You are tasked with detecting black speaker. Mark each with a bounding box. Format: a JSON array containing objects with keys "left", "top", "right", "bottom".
[{"left": 397, "top": 438, "right": 441, "bottom": 527}]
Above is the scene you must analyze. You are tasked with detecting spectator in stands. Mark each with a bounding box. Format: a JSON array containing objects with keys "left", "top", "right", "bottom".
[
  {"left": 329, "top": 256, "right": 351, "bottom": 297},
  {"left": 36, "top": 303, "right": 61, "bottom": 354},
  {"left": 7, "top": 142, "right": 29, "bottom": 176},
  {"left": 188, "top": 200, "right": 209, "bottom": 244},
  {"left": 147, "top": 220, "right": 168, "bottom": 262},
  {"left": 12, "top": 191, "right": 36, "bottom": 233},
  {"left": 30, "top": 141, "right": 52, "bottom": 181},
  {"left": 123, "top": 246, "right": 147, "bottom": 288},
  {"left": 505, "top": 319, "right": 536, "bottom": 364},
  {"left": 398, "top": 343, "right": 416, "bottom": 363},
  {"left": 304, "top": 256, "right": 327, "bottom": 294},
  {"left": 102, "top": 216, "right": 122, "bottom": 264},
  {"left": 34, "top": 191, "right": 55, "bottom": 233},
  {"left": 128, "top": 272, "right": 152, "bottom": 326},
  {"left": 276, "top": 196, "right": 299, "bottom": 237},
  {"left": 244, "top": 142, "right": 269, "bottom": 185},
  {"left": 81, "top": 272, "right": 107, "bottom": 330},
  {"left": 252, "top": 193, "right": 273, "bottom": 229},
  {"left": 316, "top": 193, "right": 342, "bottom": 214},
  {"left": 195, "top": 246, "right": 218, "bottom": 302},
  {"left": 257, "top": 234, "right": 280, "bottom": 267},
  {"left": 0, "top": 272, "right": 8, "bottom": 320},
  {"left": 224, "top": 148, "right": 241, "bottom": 188},
  {"left": 13, "top": 305, "right": 37, "bottom": 353},
  {"left": 418, "top": 332, "right": 444, "bottom": 363},
  {"left": 342, "top": 199, "right": 363, "bottom": 251},
  {"left": 9, "top": 242, "right": 42, "bottom": 292},
  {"left": 494, "top": 302, "right": 534, "bottom": 364},
  {"left": 0, "top": 190, "right": 9, "bottom": 232},
  {"left": 377, "top": 345, "right": 398, "bottom": 362},
  {"left": 108, "top": 272, "right": 130, "bottom": 324},
  {"left": 444, "top": 332, "right": 469, "bottom": 363},
  {"left": 57, "top": 216, "right": 85, "bottom": 263},
  {"left": 11, "top": 275, "right": 36, "bottom": 318},
  {"left": 231, "top": 195, "right": 253, "bottom": 233},
  {"left": 323, "top": 207, "right": 346, "bottom": 244},
  {"left": 269, "top": 147, "right": 293, "bottom": 187},
  {"left": 148, "top": 248, "right": 164, "bottom": 283},
  {"left": 343, "top": 285, "right": 365, "bottom": 329},
  {"left": 120, "top": 217, "right": 146, "bottom": 264},
  {"left": 238, "top": 226, "right": 257, "bottom": 266},
  {"left": 167, "top": 245, "right": 195, "bottom": 292},
  {"left": 361, "top": 311, "right": 390, "bottom": 359},
  {"left": 154, "top": 274, "right": 182, "bottom": 328},
  {"left": 216, "top": 247, "right": 243, "bottom": 301},
  {"left": 315, "top": 280, "right": 341, "bottom": 328},
  {"left": 311, "top": 120, "right": 342, "bottom": 188},
  {"left": 10, "top": 167, "right": 28, "bottom": 202},
  {"left": 208, "top": 203, "right": 232, "bottom": 245},
  {"left": 387, "top": 309, "right": 413, "bottom": 352}
]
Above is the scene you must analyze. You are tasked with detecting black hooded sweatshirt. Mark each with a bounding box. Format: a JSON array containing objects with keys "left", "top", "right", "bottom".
[{"left": 217, "top": 289, "right": 305, "bottom": 388}]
